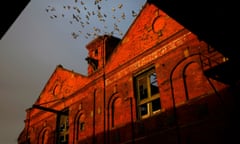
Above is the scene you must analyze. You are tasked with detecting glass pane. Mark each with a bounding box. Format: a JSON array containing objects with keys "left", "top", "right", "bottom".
[
  {"left": 60, "top": 124, "right": 65, "bottom": 132},
  {"left": 140, "top": 103, "right": 148, "bottom": 116},
  {"left": 138, "top": 77, "right": 148, "bottom": 100},
  {"left": 152, "top": 99, "right": 161, "bottom": 112},
  {"left": 60, "top": 135, "right": 65, "bottom": 142},
  {"left": 65, "top": 134, "right": 69, "bottom": 143},
  {"left": 66, "top": 118, "right": 69, "bottom": 130},
  {"left": 149, "top": 72, "right": 159, "bottom": 96}
]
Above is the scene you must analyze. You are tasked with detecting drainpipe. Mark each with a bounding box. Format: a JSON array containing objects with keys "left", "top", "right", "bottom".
[
  {"left": 130, "top": 97, "right": 135, "bottom": 144},
  {"left": 103, "top": 35, "right": 107, "bottom": 144},
  {"left": 124, "top": 97, "right": 135, "bottom": 144},
  {"left": 93, "top": 89, "right": 96, "bottom": 144}
]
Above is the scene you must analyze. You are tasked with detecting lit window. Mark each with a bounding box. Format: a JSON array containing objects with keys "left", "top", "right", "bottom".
[{"left": 135, "top": 67, "right": 161, "bottom": 119}]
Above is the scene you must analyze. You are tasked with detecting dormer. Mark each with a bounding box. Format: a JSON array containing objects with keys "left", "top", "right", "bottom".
[{"left": 85, "top": 35, "right": 121, "bottom": 75}]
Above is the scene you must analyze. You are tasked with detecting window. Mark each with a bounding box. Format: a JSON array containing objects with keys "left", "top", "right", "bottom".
[
  {"left": 135, "top": 67, "right": 161, "bottom": 119},
  {"left": 79, "top": 122, "right": 85, "bottom": 131},
  {"left": 58, "top": 109, "right": 69, "bottom": 144}
]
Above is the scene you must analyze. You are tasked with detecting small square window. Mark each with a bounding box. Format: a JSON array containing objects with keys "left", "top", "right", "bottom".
[{"left": 80, "top": 122, "right": 85, "bottom": 131}]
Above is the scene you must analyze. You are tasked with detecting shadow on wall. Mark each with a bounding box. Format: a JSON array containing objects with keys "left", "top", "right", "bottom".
[
  {"left": 148, "top": 0, "right": 239, "bottom": 64},
  {"left": 77, "top": 86, "right": 239, "bottom": 144}
]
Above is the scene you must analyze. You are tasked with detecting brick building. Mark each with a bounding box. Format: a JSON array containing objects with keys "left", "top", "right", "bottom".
[{"left": 18, "top": 1, "right": 240, "bottom": 144}]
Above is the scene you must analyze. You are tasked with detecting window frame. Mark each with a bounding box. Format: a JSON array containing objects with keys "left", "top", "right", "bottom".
[
  {"left": 134, "top": 67, "right": 161, "bottom": 119},
  {"left": 58, "top": 109, "right": 69, "bottom": 144}
]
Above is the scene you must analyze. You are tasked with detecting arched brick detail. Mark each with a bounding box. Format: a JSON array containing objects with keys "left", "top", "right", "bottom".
[
  {"left": 170, "top": 54, "right": 218, "bottom": 106},
  {"left": 183, "top": 62, "right": 213, "bottom": 100},
  {"left": 73, "top": 110, "right": 86, "bottom": 143},
  {"left": 38, "top": 126, "right": 52, "bottom": 144},
  {"left": 107, "top": 94, "right": 120, "bottom": 129}
]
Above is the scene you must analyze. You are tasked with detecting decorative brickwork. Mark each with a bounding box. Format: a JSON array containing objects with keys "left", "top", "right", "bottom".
[{"left": 18, "top": 2, "right": 240, "bottom": 144}]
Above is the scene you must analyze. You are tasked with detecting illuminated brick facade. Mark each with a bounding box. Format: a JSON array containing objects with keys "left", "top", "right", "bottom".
[{"left": 18, "top": 2, "right": 240, "bottom": 144}]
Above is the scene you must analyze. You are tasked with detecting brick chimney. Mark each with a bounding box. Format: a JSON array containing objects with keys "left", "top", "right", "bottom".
[{"left": 85, "top": 35, "right": 121, "bottom": 75}]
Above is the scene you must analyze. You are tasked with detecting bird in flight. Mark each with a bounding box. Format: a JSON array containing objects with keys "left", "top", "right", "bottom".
[{"left": 45, "top": 0, "right": 143, "bottom": 40}]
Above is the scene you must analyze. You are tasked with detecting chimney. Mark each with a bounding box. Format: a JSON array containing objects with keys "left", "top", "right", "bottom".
[{"left": 85, "top": 35, "right": 121, "bottom": 75}]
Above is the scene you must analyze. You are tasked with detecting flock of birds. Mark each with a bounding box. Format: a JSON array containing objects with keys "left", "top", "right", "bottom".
[{"left": 45, "top": 0, "right": 143, "bottom": 40}]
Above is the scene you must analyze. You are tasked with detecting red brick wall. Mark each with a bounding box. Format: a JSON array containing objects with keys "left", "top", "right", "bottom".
[{"left": 18, "top": 2, "right": 239, "bottom": 144}]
